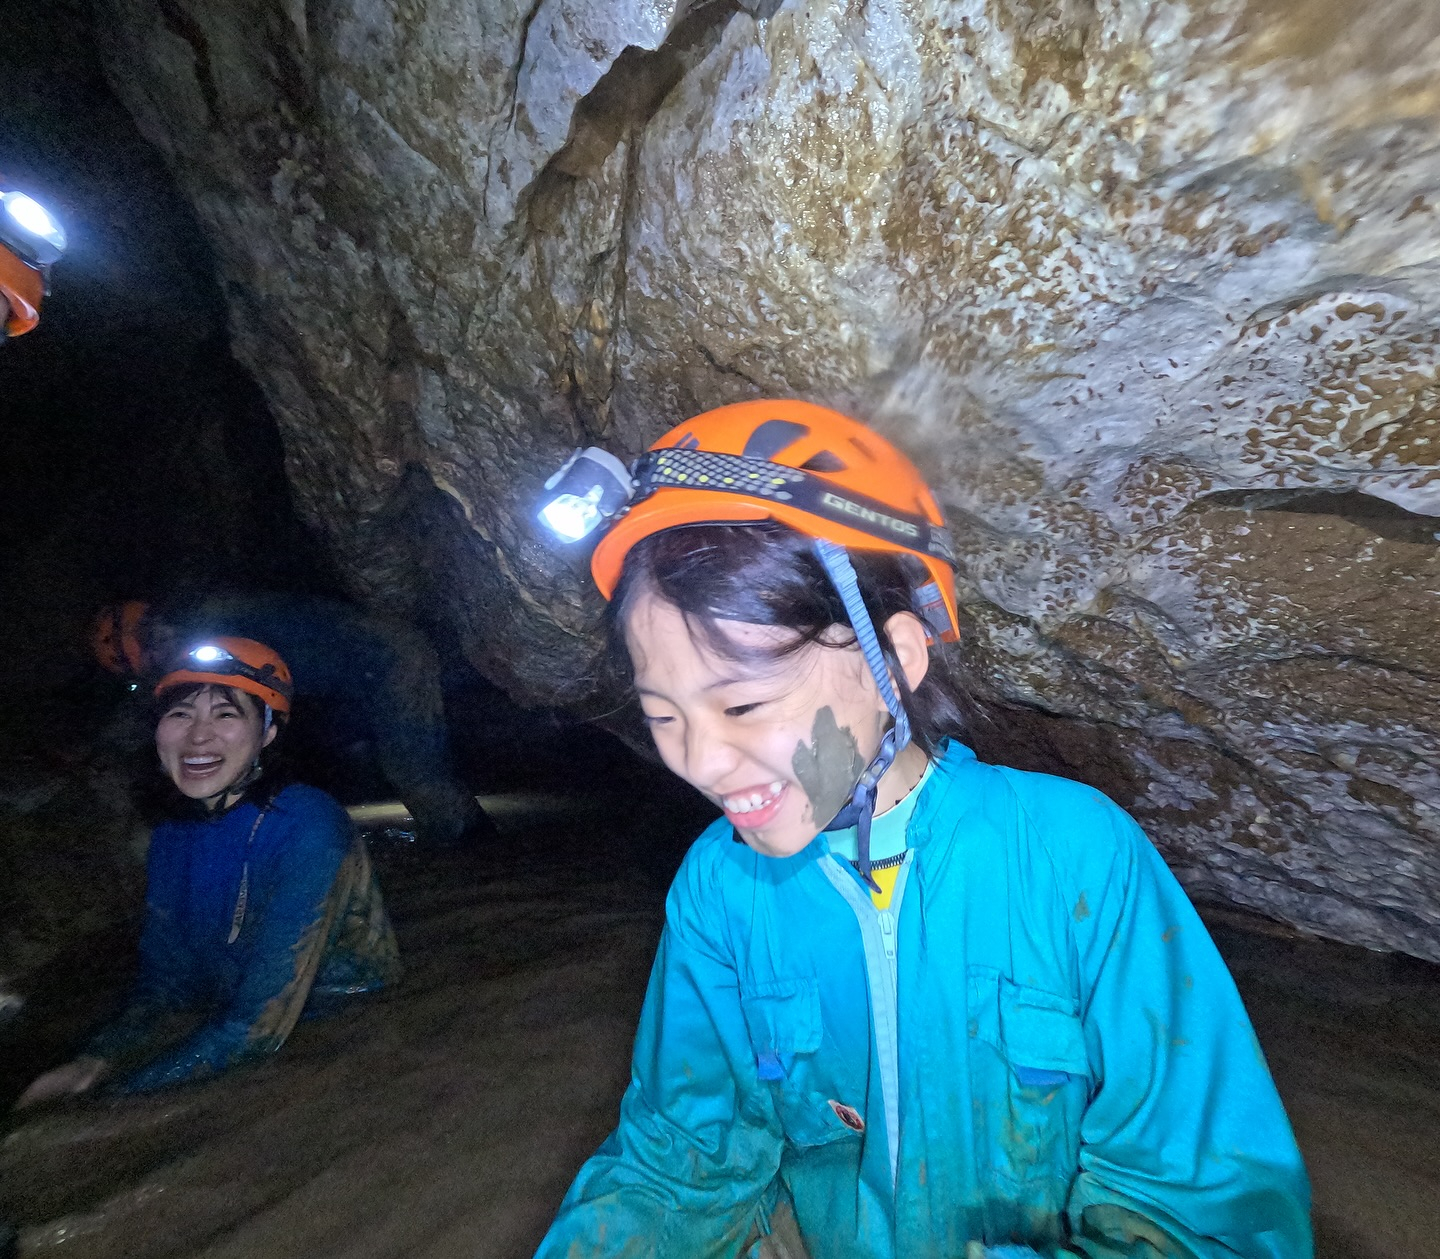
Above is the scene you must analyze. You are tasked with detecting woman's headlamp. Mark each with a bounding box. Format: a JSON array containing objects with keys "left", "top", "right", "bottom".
[
  {"left": 183, "top": 644, "right": 291, "bottom": 703},
  {"left": 537, "top": 447, "right": 636, "bottom": 543},
  {"left": 155, "top": 637, "right": 294, "bottom": 718},
  {"left": 0, "top": 191, "right": 67, "bottom": 269}
]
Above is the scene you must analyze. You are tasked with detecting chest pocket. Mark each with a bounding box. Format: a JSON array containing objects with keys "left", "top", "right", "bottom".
[
  {"left": 740, "top": 979, "right": 858, "bottom": 1150},
  {"left": 969, "top": 967, "right": 1089, "bottom": 1192}
]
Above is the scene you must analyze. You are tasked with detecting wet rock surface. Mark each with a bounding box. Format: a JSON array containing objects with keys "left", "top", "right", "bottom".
[
  {"left": 86, "top": 0, "right": 1440, "bottom": 955},
  {"left": 3, "top": 794, "right": 1440, "bottom": 1258}
]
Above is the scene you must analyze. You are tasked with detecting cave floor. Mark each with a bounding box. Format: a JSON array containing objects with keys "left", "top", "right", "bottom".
[{"left": 2, "top": 791, "right": 1439, "bottom": 1259}]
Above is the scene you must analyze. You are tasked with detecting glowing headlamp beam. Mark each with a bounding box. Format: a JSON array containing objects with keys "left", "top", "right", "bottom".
[
  {"left": 536, "top": 447, "right": 635, "bottom": 544},
  {"left": 540, "top": 486, "right": 606, "bottom": 542},
  {"left": 1, "top": 191, "right": 67, "bottom": 266},
  {"left": 5, "top": 195, "right": 59, "bottom": 239}
]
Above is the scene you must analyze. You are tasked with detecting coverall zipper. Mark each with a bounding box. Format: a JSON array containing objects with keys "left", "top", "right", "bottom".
[{"left": 820, "top": 852, "right": 911, "bottom": 1188}]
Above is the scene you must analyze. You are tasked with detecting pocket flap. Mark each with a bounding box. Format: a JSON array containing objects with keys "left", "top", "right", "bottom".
[
  {"left": 740, "top": 979, "right": 821, "bottom": 1055},
  {"left": 998, "top": 977, "right": 1089, "bottom": 1077}
]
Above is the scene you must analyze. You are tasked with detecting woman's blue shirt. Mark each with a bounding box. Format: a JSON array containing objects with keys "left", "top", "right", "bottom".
[{"left": 87, "top": 782, "right": 400, "bottom": 1092}]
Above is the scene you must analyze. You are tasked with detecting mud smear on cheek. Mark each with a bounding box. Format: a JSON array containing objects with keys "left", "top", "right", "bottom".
[{"left": 791, "top": 706, "right": 867, "bottom": 826}]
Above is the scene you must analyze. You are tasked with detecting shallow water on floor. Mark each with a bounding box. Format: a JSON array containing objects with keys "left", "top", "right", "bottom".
[{"left": 2, "top": 794, "right": 1437, "bottom": 1258}]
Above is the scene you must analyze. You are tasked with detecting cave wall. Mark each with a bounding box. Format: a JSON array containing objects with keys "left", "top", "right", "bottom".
[{"left": 91, "top": 0, "right": 1440, "bottom": 957}]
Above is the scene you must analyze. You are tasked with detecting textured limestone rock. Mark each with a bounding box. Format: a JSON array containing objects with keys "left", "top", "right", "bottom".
[{"left": 94, "top": 0, "right": 1440, "bottom": 956}]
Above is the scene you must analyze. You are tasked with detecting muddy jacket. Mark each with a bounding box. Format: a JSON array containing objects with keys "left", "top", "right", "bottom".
[
  {"left": 537, "top": 743, "right": 1311, "bottom": 1259},
  {"left": 87, "top": 783, "right": 400, "bottom": 1093}
]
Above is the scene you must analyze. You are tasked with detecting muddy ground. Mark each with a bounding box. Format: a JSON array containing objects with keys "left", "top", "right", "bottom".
[{"left": 2, "top": 774, "right": 1438, "bottom": 1258}]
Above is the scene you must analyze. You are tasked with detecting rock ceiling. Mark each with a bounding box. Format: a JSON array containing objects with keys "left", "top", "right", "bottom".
[{"left": 96, "top": 0, "right": 1440, "bottom": 955}]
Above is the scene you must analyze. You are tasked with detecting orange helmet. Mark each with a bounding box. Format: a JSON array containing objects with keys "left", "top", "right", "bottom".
[
  {"left": 589, "top": 400, "right": 959, "bottom": 640},
  {"left": 1, "top": 189, "right": 65, "bottom": 339},
  {"left": 154, "top": 637, "right": 293, "bottom": 715},
  {"left": 92, "top": 601, "right": 151, "bottom": 675},
  {"left": 0, "top": 243, "right": 43, "bottom": 337}
]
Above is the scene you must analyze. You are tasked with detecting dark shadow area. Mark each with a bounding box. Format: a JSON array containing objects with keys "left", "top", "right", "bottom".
[
  {"left": 1210, "top": 919, "right": 1440, "bottom": 1258},
  {"left": 543, "top": 0, "right": 742, "bottom": 185},
  {"left": 0, "top": 0, "right": 341, "bottom": 744},
  {"left": 1194, "top": 487, "right": 1440, "bottom": 546}
]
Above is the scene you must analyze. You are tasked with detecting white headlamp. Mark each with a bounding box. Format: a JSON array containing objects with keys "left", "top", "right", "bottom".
[
  {"left": 0, "top": 191, "right": 67, "bottom": 268},
  {"left": 189, "top": 644, "right": 232, "bottom": 665},
  {"left": 537, "top": 447, "right": 635, "bottom": 543}
]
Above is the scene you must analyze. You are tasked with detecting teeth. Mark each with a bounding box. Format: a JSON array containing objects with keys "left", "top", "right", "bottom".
[{"left": 724, "top": 782, "right": 786, "bottom": 815}]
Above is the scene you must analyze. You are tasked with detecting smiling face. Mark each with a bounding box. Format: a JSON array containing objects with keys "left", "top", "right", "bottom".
[
  {"left": 626, "top": 590, "right": 922, "bottom": 857},
  {"left": 155, "top": 684, "right": 276, "bottom": 804}
]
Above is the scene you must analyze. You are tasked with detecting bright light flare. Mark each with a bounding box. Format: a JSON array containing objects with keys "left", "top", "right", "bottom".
[
  {"left": 5, "top": 194, "right": 59, "bottom": 240},
  {"left": 539, "top": 486, "right": 607, "bottom": 542},
  {"left": 536, "top": 447, "right": 634, "bottom": 544},
  {"left": 1, "top": 191, "right": 66, "bottom": 263}
]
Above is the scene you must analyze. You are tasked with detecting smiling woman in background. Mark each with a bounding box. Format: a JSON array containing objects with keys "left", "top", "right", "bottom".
[{"left": 16, "top": 637, "right": 400, "bottom": 1104}]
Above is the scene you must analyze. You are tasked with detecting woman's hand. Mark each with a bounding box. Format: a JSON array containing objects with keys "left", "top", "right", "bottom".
[{"left": 14, "top": 1056, "right": 108, "bottom": 1110}]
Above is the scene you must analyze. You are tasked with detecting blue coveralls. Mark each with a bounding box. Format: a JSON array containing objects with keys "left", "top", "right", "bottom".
[
  {"left": 170, "top": 592, "right": 482, "bottom": 844},
  {"left": 86, "top": 783, "right": 401, "bottom": 1093},
  {"left": 537, "top": 742, "right": 1312, "bottom": 1258}
]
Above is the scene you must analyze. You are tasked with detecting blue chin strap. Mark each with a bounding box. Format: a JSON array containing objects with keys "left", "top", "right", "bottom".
[{"left": 813, "top": 540, "right": 912, "bottom": 892}]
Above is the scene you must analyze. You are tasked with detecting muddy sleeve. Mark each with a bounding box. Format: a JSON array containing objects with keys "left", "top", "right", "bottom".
[
  {"left": 1054, "top": 792, "right": 1314, "bottom": 1259},
  {"left": 84, "top": 826, "right": 204, "bottom": 1063},
  {"left": 536, "top": 873, "right": 784, "bottom": 1258},
  {"left": 112, "top": 804, "right": 353, "bottom": 1094}
]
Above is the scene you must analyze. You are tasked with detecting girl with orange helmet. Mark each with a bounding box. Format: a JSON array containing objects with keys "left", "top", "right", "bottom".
[
  {"left": 535, "top": 400, "right": 1309, "bottom": 1258},
  {"left": 17, "top": 638, "right": 399, "bottom": 1103}
]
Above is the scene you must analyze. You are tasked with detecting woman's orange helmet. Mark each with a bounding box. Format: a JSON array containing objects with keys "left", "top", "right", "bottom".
[
  {"left": 92, "top": 601, "right": 151, "bottom": 675},
  {"left": 0, "top": 243, "right": 43, "bottom": 338},
  {"left": 589, "top": 399, "right": 959, "bottom": 640},
  {"left": 154, "top": 637, "right": 294, "bottom": 715}
]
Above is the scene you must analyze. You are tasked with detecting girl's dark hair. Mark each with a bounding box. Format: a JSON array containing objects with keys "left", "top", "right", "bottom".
[{"left": 607, "top": 521, "right": 965, "bottom": 757}]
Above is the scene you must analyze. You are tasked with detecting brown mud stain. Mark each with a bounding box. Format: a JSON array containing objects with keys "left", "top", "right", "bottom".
[{"left": 791, "top": 707, "right": 867, "bottom": 828}]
